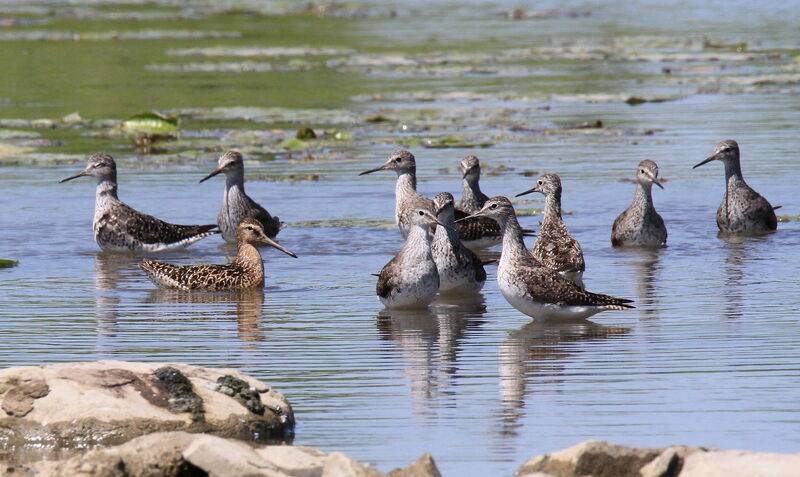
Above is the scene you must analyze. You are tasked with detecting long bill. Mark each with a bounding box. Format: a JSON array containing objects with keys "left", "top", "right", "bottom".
[
  {"left": 693, "top": 154, "right": 718, "bottom": 169},
  {"left": 643, "top": 170, "right": 665, "bottom": 189},
  {"left": 515, "top": 186, "right": 539, "bottom": 197},
  {"left": 262, "top": 236, "right": 298, "bottom": 258},
  {"left": 358, "top": 163, "right": 389, "bottom": 176},
  {"left": 59, "top": 170, "right": 89, "bottom": 183},
  {"left": 199, "top": 166, "right": 224, "bottom": 183},
  {"left": 454, "top": 211, "right": 482, "bottom": 223}
]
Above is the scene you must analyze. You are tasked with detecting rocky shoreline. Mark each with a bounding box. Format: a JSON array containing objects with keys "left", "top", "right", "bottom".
[{"left": 1, "top": 361, "right": 797, "bottom": 477}]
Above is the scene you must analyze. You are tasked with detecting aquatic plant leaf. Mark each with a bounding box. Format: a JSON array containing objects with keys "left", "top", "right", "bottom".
[
  {"left": 0, "top": 259, "right": 18, "bottom": 268},
  {"left": 122, "top": 111, "right": 179, "bottom": 135},
  {"left": 278, "top": 137, "right": 309, "bottom": 151}
]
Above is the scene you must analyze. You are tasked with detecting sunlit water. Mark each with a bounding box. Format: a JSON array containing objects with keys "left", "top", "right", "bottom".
[{"left": 1, "top": 1, "right": 800, "bottom": 475}]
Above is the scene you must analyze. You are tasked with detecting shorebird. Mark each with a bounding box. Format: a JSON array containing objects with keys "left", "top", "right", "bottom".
[
  {"left": 139, "top": 218, "right": 296, "bottom": 291},
  {"left": 432, "top": 192, "right": 486, "bottom": 294},
  {"left": 359, "top": 150, "right": 503, "bottom": 249},
  {"left": 458, "top": 197, "right": 634, "bottom": 321},
  {"left": 200, "top": 150, "right": 284, "bottom": 242},
  {"left": 375, "top": 208, "right": 443, "bottom": 309},
  {"left": 59, "top": 153, "right": 217, "bottom": 252},
  {"left": 457, "top": 155, "right": 490, "bottom": 214},
  {"left": 516, "top": 173, "right": 585, "bottom": 288},
  {"left": 693, "top": 140, "right": 777, "bottom": 234},
  {"left": 612, "top": 160, "right": 667, "bottom": 247}
]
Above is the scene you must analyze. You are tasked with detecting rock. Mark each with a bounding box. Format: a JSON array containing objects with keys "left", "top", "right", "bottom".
[
  {"left": 15, "top": 431, "right": 440, "bottom": 477},
  {"left": 679, "top": 449, "right": 800, "bottom": 477},
  {"left": 518, "top": 441, "right": 800, "bottom": 477},
  {"left": 321, "top": 452, "right": 382, "bottom": 477},
  {"left": 518, "top": 440, "right": 661, "bottom": 477},
  {"left": 386, "top": 452, "right": 442, "bottom": 477},
  {"left": 258, "top": 446, "right": 327, "bottom": 477},
  {"left": 0, "top": 361, "right": 294, "bottom": 461}
]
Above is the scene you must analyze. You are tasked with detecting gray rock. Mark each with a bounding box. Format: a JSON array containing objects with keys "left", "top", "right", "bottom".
[
  {"left": 13, "top": 431, "right": 440, "bottom": 477},
  {"left": 0, "top": 361, "right": 294, "bottom": 462},
  {"left": 386, "top": 453, "right": 442, "bottom": 477},
  {"left": 518, "top": 440, "right": 800, "bottom": 477}
]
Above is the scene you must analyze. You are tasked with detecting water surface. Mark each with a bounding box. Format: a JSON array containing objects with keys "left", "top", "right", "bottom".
[{"left": 1, "top": 1, "right": 799, "bottom": 475}]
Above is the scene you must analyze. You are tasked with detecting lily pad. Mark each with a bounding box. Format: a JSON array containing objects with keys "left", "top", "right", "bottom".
[
  {"left": 0, "top": 259, "right": 18, "bottom": 268},
  {"left": 122, "top": 111, "right": 179, "bottom": 136},
  {"left": 278, "top": 137, "right": 309, "bottom": 151}
]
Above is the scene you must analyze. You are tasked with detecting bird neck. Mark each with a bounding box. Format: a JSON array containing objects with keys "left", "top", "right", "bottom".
[
  {"left": 542, "top": 192, "right": 563, "bottom": 224},
  {"left": 461, "top": 176, "right": 482, "bottom": 211},
  {"left": 403, "top": 224, "right": 433, "bottom": 260},
  {"left": 723, "top": 159, "right": 746, "bottom": 189},
  {"left": 632, "top": 181, "right": 653, "bottom": 210},
  {"left": 395, "top": 170, "right": 420, "bottom": 217},
  {"left": 95, "top": 176, "right": 118, "bottom": 200},
  {"left": 234, "top": 242, "right": 265, "bottom": 284},
  {"left": 498, "top": 214, "right": 529, "bottom": 262},
  {"left": 225, "top": 169, "right": 246, "bottom": 193},
  {"left": 434, "top": 209, "right": 459, "bottom": 248}
]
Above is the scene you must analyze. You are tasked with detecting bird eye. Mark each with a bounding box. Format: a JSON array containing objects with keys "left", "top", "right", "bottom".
[
  {"left": 537, "top": 180, "right": 542, "bottom": 185},
  {"left": 490, "top": 204, "right": 498, "bottom": 209},
  {"left": 394, "top": 158, "right": 401, "bottom": 163},
  {"left": 418, "top": 210, "right": 424, "bottom": 216},
  {"left": 640, "top": 169, "right": 645, "bottom": 173}
]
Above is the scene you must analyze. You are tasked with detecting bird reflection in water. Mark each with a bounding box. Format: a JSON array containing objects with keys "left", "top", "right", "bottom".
[
  {"left": 376, "top": 294, "right": 486, "bottom": 411},
  {"left": 146, "top": 288, "right": 266, "bottom": 343},
  {"left": 719, "top": 234, "right": 754, "bottom": 320},
  {"left": 94, "top": 253, "right": 141, "bottom": 340},
  {"left": 615, "top": 248, "right": 662, "bottom": 320},
  {"left": 498, "top": 319, "right": 630, "bottom": 435}
]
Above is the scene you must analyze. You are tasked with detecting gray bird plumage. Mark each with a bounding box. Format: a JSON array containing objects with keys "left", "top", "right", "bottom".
[
  {"left": 432, "top": 192, "right": 486, "bottom": 294},
  {"left": 458, "top": 197, "right": 633, "bottom": 321},
  {"left": 139, "top": 218, "right": 297, "bottom": 291},
  {"left": 359, "top": 150, "right": 504, "bottom": 247},
  {"left": 693, "top": 139, "right": 777, "bottom": 235},
  {"left": 59, "top": 152, "right": 217, "bottom": 252},
  {"left": 516, "top": 173, "right": 585, "bottom": 288},
  {"left": 612, "top": 160, "right": 668, "bottom": 248},
  {"left": 376, "top": 208, "right": 442, "bottom": 309},
  {"left": 200, "top": 150, "right": 284, "bottom": 242}
]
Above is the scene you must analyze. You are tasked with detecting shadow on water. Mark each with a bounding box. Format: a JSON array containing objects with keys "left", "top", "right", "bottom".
[
  {"left": 498, "top": 319, "right": 630, "bottom": 436},
  {"left": 375, "top": 294, "right": 487, "bottom": 411}
]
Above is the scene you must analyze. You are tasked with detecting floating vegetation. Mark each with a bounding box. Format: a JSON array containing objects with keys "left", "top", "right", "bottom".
[
  {"left": 291, "top": 218, "right": 396, "bottom": 230},
  {"left": 777, "top": 215, "right": 800, "bottom": 223},
  {"left": 165, "top": 46, "right": 356, "bottom": 57},
  {"left": 295, "top": 127, "right": 317, "bottom": 140},
  {"left": 0, "top": 259, "right": 18, "bottom": 269},
  {"left": 250, "top": 174, "right": 321, "bottom": 183},
  {"left": 122, "top": 111, "right": 179, "bottom": 137},
  {"left": 0, "top": 30, "right": 240, "bottom": 41},
  {"left": 278, "top": 137, "right": 310, "bottom": 151}
]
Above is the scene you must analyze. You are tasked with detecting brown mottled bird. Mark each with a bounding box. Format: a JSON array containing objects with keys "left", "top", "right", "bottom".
[
  {"left": 612, "top": 160, "right": 667, "bottom": 248},
  {"left": 60, "top": 152, "right": 217, "bottom": 252},
  {"left": 200, "top": 150, "right": 284, "bottom": 242},
  {"left": 458, "top": 197, "right": 633, "bottom": 321},
  {"left": 516, "top": 173, "right": 585, "bottom": 288},
  {"left": 693, "top": 139, "right": 777, "bottom": 235},
  {"left": 139, "top": 219, "right": 296, "bottom": 291}
]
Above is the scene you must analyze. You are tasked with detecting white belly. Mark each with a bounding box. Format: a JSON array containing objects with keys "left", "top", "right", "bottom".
[{"left": 499, "top": 279, "right": 601, "bottom": 321}]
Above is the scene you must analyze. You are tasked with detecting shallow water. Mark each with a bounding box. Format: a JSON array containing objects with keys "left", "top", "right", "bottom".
[{"left": 1, "top": 1, "right": 800, "bottom": 475}]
